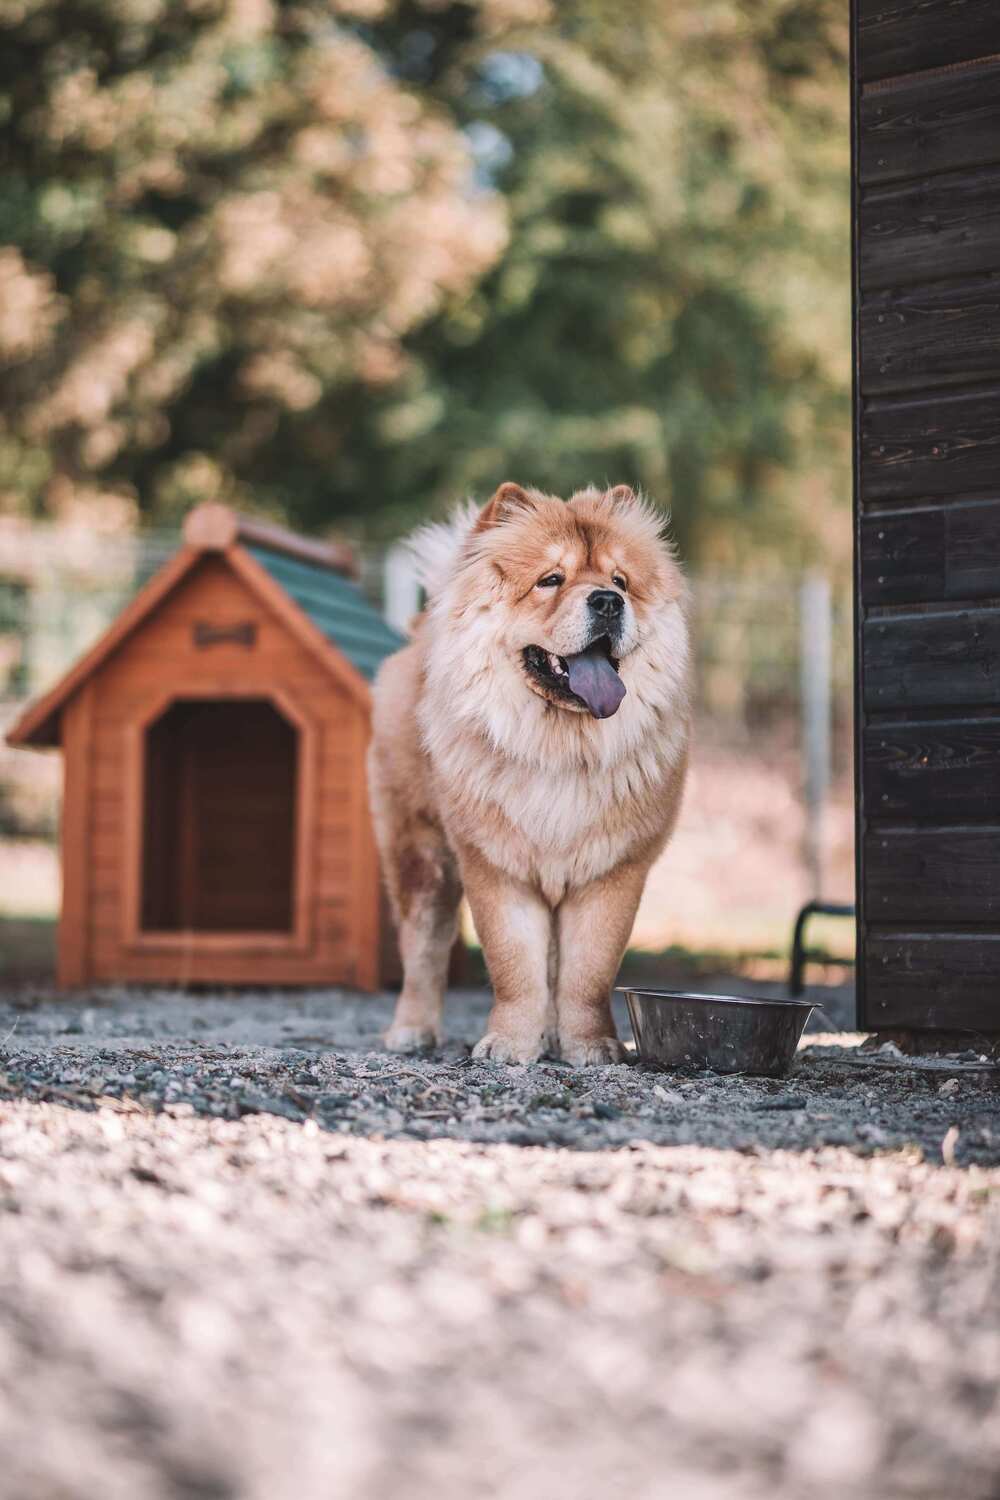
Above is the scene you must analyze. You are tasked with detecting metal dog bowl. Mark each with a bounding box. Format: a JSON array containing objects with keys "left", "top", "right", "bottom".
[{"left": 620, "top": 988, "right": 816, "bottom": 1077}]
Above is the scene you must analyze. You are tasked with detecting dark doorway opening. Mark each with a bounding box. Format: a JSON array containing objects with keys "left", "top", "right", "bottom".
[{"left": 141, "top": 699, "right": 297, "bottom": 933}]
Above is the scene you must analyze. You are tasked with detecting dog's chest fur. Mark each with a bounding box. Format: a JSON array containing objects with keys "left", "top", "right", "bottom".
[{"left": 429, "top": 725, "right": 684, "bottom": 904}]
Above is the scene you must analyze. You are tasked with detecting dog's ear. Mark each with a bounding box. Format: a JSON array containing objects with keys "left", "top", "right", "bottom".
[
  {"left": 607, "top": 484, "right": 638, "bottom": 510},
  {"left": 477, "top": 482, "right": 536, "bottom": 530}
]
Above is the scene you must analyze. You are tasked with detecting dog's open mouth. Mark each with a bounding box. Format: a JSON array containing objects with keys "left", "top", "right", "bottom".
[{"left": 522, "top": 638, "right": 626, "bottom": 719}]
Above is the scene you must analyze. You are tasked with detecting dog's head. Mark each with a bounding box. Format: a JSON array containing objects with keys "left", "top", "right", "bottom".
[{"left": 445, "top": 482, "right": 685, "bottom": 722}]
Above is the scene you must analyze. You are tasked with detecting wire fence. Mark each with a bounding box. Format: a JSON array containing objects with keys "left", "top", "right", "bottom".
[
  {"left": 0, "top": 523, "right": 855, "bottom": 951},
  {"left": 0, "top": 527, "right": 851, "bottom": 721},
  {"left": 0, "top": 522, "right": 176, "bottom": 705}
]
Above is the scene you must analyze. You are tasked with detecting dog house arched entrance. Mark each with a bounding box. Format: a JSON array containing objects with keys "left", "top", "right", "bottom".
[
  {"left": 140, "top": 697, "right": 298, "bottom": 935},
  {"left": 124, "top": 685, "right": 318, "bottom": 956}
]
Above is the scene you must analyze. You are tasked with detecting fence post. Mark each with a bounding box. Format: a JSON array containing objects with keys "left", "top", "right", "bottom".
[
  {"left": 800, "top": 571, "right": 832, "bottom": 897},
  {"left": 383, "top": 544, "right": 421, "bottom": 634}
]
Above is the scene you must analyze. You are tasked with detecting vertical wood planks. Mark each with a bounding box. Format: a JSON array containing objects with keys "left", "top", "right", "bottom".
[{"left": 57, "top": 685, "right": 94, "bottom": 986}]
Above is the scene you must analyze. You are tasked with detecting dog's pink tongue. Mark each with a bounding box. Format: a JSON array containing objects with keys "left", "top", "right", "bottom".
[{"left": 565, "top": 643, "right": 626, "bottom": 719}]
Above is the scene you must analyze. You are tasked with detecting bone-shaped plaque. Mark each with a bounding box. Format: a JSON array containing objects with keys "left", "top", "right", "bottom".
[{"left": 192, "top": 621, "right": 257, "bottom": 649}]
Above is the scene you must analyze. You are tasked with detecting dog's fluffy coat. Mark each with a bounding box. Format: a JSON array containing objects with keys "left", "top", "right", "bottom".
[{"left": 368, "top": 482, "right": 691, "bottom": 1065}]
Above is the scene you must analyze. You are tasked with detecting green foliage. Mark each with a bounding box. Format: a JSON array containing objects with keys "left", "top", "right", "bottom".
[
  {"left": 351, "top": 0, "right": 851, "bottom": 563},
  {"left": 0, "top": 0, "right": 849, "bottom": 565},
  {"left": 0, "top": 0, "right": 508, "bottom": 524}
]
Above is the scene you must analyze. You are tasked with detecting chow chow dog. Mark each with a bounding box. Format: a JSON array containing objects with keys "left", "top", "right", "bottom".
[{"left": 368, "top": 482, "right": 691, "bottom": 1065}]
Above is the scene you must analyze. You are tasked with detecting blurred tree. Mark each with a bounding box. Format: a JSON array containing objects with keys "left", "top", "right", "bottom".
[
  {"left": 0, "top": 0, "right": 513, "bottom": 528},
  {"left": 0, "top": 0, "right": 849, "bottom": 565},
  {"left": 348, "top": 0, "right": 851, "bottom": 564}
]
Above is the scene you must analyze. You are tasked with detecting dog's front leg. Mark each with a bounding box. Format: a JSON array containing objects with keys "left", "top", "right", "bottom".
[
  {"left": 460, "top": 845, "right": 555, "bottom": 1065},
  {"left": 555, "top": 860, "right": 649, "bottom": 1066}
]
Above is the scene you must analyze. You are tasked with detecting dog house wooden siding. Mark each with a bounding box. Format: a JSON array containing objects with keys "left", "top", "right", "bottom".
[
  {"left": 854, "top": 1, "right": 1000, "bottom": 1031},
  {"left": 6, "top": 508, "right": 404, "bottom": 989}
]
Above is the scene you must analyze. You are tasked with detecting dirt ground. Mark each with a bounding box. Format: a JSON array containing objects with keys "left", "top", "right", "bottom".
[{"left": 1, "top": 985, "right": 998, "bottom": 1500}]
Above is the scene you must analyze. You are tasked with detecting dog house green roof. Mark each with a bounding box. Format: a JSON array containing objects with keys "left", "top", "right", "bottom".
[{"left": 245, "top": 543, "right": 404, "bottom": 681}]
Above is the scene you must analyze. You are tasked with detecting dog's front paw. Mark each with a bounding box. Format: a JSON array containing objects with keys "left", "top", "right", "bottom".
[
  {"left": 560, "top": 1035, "right": 625, "bottom": 1068},
  {"left": 384, "top": 1023, "right": 440, "bottom": 1054},
  {"left": 472, "top": 1031, "right": 546, "bottom": 1066}
]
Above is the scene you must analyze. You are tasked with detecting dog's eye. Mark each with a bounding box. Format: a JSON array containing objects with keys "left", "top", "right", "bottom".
[
  {"left": 612, "top": 573, "right": 628, "bottom": 591},
  {"left": 536, "top": 573, "right": 563, "bottom": 588}
]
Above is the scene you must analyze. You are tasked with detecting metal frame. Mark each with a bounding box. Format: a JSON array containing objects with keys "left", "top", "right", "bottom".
[{"left": 788, "top": 900, "right": 856, "bottom": 998}]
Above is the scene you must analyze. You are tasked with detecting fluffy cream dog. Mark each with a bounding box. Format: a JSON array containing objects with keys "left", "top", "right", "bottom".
[{"left": 367, "top": 482, "right": 691, "bottom": 1065}]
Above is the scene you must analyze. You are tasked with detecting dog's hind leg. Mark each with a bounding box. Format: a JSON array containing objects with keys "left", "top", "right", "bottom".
[
  {"left": 367, "top": 647, "right": 461, "bottom": 1053},
  {"left": 381, "top": 815, "right": 462, "bottom": 1053}
]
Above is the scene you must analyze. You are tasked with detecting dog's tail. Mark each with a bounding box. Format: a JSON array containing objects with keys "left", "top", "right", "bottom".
[{"left": 405, "top": 499, "right": 480, "bottom": 599}]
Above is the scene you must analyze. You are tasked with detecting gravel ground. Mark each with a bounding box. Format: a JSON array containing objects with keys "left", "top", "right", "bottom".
[{"left": 1, "top": 985, "right": 998, "bottom": 1500}]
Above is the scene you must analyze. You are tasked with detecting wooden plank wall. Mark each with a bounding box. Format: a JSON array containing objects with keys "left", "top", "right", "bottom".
[{"left": 856, "top": 1, "right": 1000, "bottom": 1030}]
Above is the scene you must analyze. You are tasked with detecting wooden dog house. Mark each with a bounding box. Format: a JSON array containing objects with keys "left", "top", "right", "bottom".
[{"left": 6, "top": 505, "right": 404, "bottom": 989}]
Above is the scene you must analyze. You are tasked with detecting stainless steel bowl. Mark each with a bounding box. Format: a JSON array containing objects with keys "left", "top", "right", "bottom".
[{"left": 620, "top": 988, "right": 816, "bottom": 1077}]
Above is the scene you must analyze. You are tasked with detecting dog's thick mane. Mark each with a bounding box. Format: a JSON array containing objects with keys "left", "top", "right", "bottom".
[
  {"left": 407, "top": 487, "right": 676, "bottom": 602},
  {"left": 406, "top": 500, "right": 481, "bottom": 599}
]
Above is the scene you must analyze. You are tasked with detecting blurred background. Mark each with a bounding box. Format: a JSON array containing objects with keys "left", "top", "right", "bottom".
[{"left": 0, "top": 0, "right": 852, "bottom": 983}]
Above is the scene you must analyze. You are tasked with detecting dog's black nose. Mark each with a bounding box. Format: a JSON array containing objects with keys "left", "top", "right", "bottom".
[{"left": 588, "top": 589, "right": 623, "bottom": 620}]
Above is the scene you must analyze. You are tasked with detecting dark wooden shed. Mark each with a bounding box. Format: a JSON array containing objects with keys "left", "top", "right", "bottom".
[
  {"left": 854, "top": 1, "right": 1000, "bottom": 1033},
  {"left": 6, "top": 504, "right": 404, "bottom": 990}
]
